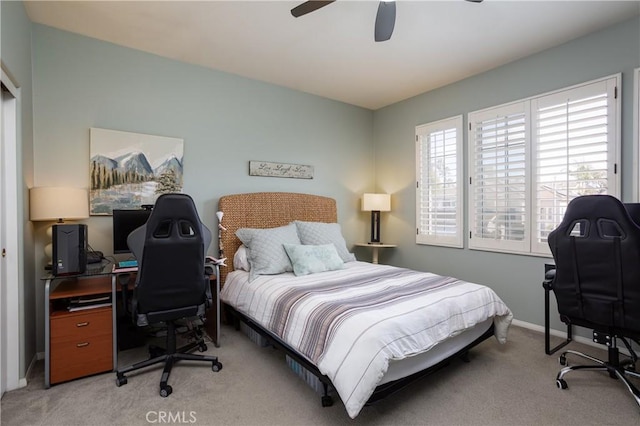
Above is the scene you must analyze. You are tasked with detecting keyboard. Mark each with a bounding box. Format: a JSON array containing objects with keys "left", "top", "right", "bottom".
[{"left": 117, "top": 260, "right": 138, "bottom": 268}]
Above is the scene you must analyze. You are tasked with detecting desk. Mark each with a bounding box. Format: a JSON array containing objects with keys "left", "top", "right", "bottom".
[
  {"left": 354, "top": 243, "right": 397, "bottom": 264},
  {"left": 42, "top": 263, "right": 220, "bottom": 388}
]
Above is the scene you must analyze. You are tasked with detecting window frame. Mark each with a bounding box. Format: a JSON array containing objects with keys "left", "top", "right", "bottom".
[
  {"left": 467, "top": 74, "right": 621, "bottom": 256},
  {"left": 415, "top": 115, "right": 464, "bottom": 248}
]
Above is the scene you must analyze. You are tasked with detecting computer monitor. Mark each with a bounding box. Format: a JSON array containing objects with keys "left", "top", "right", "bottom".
[{"left": 112, "top": 209, "right": 152, "bottom": 254}]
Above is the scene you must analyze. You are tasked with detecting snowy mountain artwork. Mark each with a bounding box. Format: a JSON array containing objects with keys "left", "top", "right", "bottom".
[{"left": 89, "top": 128, "right": 184, "bottom": 215}]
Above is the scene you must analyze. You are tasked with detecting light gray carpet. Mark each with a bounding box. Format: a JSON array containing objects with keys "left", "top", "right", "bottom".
[{"left": 2, "top": 324, "right": 639, "bottom": 425}]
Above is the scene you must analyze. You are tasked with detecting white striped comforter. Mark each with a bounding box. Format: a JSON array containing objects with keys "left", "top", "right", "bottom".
[{"left": 221, "top": 261, "right": 512, "bottom": 418}]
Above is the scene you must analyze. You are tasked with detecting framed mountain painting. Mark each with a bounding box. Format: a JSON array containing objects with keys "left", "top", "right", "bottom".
[{"left": 89, "top": 128, "right": 184, "bottom": 215}]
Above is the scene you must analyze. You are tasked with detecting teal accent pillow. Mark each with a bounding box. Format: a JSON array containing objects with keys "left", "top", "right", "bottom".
[
  {"left": 293, "top": 221, "right": 356, "bottom": 263},
  {"left": 283, "top": 243, "right": 344, "bottom": 276},
  {"left": 236, "top": 223, "right": 301, "bottom": 281}
]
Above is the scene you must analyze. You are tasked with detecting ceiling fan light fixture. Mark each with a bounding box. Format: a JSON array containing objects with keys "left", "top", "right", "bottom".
[{"left": 291, "top": 0, "right": 479, "bottom": 42}]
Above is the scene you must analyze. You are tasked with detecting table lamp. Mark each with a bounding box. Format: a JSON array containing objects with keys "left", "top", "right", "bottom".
[
  {"left": 362, "top": 193, "right": 391, "bottom": 244},
  {"left": 29, "top": 187, "right": 89, "bottom": 261}
]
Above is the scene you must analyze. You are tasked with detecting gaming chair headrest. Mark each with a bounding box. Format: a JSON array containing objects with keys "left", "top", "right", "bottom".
[{"left": 549, "top": 195, "right": 637, "bottom": 243}]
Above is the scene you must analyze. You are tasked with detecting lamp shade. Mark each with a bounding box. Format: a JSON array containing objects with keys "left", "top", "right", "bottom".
[
  {"left": 29, "top": 187, "right": 89, "bottom": 221},
  {"left": 362, "top": 193, "right": 391, "bottom": 212}
]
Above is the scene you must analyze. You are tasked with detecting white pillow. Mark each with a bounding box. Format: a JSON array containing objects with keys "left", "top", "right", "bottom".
[
  {"left": 293, "top": 220, "right": 356, "bottom": 263},
  {"left": 233, "top": 245, "right": 250, "bottom": 271},
  {"left": 283, "top": 244, "right": 344, "bottom": 276},
  {"left": 236, "top": 223, "right": 301, "bottom": 281}
]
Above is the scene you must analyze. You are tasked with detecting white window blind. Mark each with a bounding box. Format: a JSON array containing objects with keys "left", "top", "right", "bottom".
[
  {"left": 416, "top": 116, "right": 463, "bottom": 247},
  {"left": 469, "top": 103, "right": 530, "bottom": 252},
  {"left": 531, "top": 78, "right": 618, "bottom": 254}
]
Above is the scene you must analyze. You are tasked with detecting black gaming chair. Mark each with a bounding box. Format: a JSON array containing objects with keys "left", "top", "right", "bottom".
[
  {"left": 115, "top": 193, "right": 222, "bottom": 397},
  {"left": 547, "top": 194, "right": 640, "bottom": 408}
]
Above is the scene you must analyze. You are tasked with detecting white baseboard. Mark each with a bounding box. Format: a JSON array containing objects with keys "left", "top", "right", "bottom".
[
  {"left": 19, "top": 353, "right": 42, "bottom": 388},
  {"left": 511, "top": 318, "right": 632, "bottom": 354}
]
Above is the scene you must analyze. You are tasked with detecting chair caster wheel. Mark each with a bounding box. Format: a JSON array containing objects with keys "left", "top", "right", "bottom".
[
  {"left": 160, "top": 385, "right": 173, "bottom": 397},
  {"left": 321, "top": 395, "right": 333, "bottom": 407},
  {"left": 556, "top": 379, "right": 568, "bottom": 389},
  {"left": 559, "top": 354, "right": 567, "bottom": 366},
  {"left": 198, "top": 343, "right": 207, "bottom": 352},
  {"left": 212, "top": 361, "right": 223, "bottom": 372},
  {"left": 116, "top": 375, "right": 127, "bottom": 387}
]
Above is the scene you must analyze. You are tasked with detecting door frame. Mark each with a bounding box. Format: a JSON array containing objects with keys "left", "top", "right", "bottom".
[
  {"left": 1, "top": 68, "right": 22, "bottom": 394},
  {"left": 634, "top": 67, "right": 640, "bottom": 201}
]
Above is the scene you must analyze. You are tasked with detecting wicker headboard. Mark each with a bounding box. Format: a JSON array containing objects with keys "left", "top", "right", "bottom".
[{"left": 217, "top": 192, "right": 338, "bottom": 286}]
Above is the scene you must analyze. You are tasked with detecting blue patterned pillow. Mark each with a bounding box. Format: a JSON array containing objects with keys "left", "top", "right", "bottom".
[
  {"left": 236, "top": 223, "right": 301, "bottom": 281},
  {"left": 283, "top": 244, "right": 344, "bottom": 276},
  {"left": 293, "top": 221, "right": 356, "bottom": 262}
]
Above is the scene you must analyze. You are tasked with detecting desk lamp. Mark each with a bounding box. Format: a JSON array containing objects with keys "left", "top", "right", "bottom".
[
  {"left": 216, "top": 211, "right": 226, "bottom": 258},
  {"left": 362, "top": 193, "right": 391, "bottom": 244},
  {"left": 29, "top": 187, "right": 89, "bottom": 264}
]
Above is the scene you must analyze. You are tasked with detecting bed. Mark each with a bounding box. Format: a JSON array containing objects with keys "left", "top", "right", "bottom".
[{"left": 217, "top": 192, "right": 513, "bottom": 418}]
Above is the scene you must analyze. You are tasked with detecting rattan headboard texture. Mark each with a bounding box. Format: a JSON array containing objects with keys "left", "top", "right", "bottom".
[{"left": 217, "top": 192, "right": 337, "bottom": 285}]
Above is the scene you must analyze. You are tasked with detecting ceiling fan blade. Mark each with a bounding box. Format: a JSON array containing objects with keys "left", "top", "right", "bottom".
[
  {"left": 465, "top": 0, "right": 484, "bottom": 3},
  {"left": 374, "top": 1, "right": 396, "bottom": 42},
  {"left": 291, "top": 1, "right": 336, "bottom": 18}
]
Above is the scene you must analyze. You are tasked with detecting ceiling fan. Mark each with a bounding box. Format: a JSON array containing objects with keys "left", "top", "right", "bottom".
[{"left": 291, "top": 0, "right": 484, "bottom": 42}]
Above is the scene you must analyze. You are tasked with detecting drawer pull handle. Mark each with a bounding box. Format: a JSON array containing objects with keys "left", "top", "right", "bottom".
[
  {"left": 76, "top": 342, "right": 90, "bottom": 348},
  {"left": 76, "top": 322, "right": 89, "bottom": 327}
]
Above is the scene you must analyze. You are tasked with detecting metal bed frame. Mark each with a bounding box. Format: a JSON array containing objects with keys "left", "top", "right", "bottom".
[{"left": 224, "top": 303, "right": 495, "bottom": 408}]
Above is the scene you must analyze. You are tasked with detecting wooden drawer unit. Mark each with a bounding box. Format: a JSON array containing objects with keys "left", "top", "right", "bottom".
[{"left": 50, "top": 306, "right": 113, "bottom": 384}]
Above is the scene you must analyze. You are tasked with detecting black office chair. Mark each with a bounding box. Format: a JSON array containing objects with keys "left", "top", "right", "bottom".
[
  {"left": 115, "top": 193, "right": 222, "bottom": 397},
  {"left": 547, "top": 194, "right": 640, "bottom": 408}
]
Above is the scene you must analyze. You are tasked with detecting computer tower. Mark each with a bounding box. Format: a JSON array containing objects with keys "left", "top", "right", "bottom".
[{"left": 52, "top": 224, "right": 87, "bottom": 276}]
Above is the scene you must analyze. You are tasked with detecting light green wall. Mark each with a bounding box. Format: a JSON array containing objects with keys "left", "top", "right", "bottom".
[
  {"left": 31, "top": 24, "right": 375, "bottom": 353},
  {"left": 1, "top": 0, "right": 35, "bottom": 379},
  {"left": 373, "top": 16, "right": 640, "bottom": 331},
  {"left": 8, "top": 5, "right": 640, "bottom": 380}
]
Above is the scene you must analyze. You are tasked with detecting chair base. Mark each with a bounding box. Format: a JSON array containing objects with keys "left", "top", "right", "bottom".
[
  {"left": 115, "top": 321, "right": 222, "bottom": 397},
  {"left": 556, "top": 348, "right": 640, "bottom": 409}
]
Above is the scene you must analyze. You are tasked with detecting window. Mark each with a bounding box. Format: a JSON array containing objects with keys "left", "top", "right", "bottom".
[
  {"left": 469, "top": 75, "right": 620, "bottom": 255},
  {"left": 416, "top": 116, "right": 463, "bottom": 247},
  {"left": 468, "top": 102, "right": 529, "bottom": 253},
  {"left": 531, "top": 79, "right": 618, "bottom": 253}
]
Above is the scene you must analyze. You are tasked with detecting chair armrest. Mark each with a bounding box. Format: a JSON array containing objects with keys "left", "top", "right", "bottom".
[
  {"left": 543, "top": 266, "right": 556, "bottom": 290},
  {"left": 205, "top": 264, "right": 215, "bottom": 276},
  {"left": 544, "top": 267, "right": 556, "bottom": 281},
  {"left": 204, "top": 260, "right": 218, "bottom": 309}
]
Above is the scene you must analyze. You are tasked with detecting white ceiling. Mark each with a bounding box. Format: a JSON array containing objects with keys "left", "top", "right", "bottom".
[{"left": 24, "top": 0, "right": 640, "bottom": 110}]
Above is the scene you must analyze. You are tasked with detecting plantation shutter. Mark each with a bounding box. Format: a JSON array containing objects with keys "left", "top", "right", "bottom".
[
  {"left": 469, "top": 103, "right": 530, "bottom": 253},
  {"left": 531, "top": 77, "right": 618, "bottom": 254},
  {"left": 416, "top": 116, "right": 463, "bottom": 247}
]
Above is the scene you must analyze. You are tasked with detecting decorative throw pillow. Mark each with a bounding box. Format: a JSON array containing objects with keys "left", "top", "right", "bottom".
[
  {"left": 283, "top": 244, "right": 344, "bottom": 276},
  {"left": 233, "top": 245, "right": 250, "bottom": 271},
  {"left": 236, "top": 223, "right": 301, "bottom": 281},
  {"left": 293, "top": 221, "right": 356, "bottom": 263}
]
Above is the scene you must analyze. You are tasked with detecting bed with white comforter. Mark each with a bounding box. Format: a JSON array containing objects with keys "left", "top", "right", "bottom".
[{"left": 221, "top": 261, "right": 512, "bottom": 418}]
